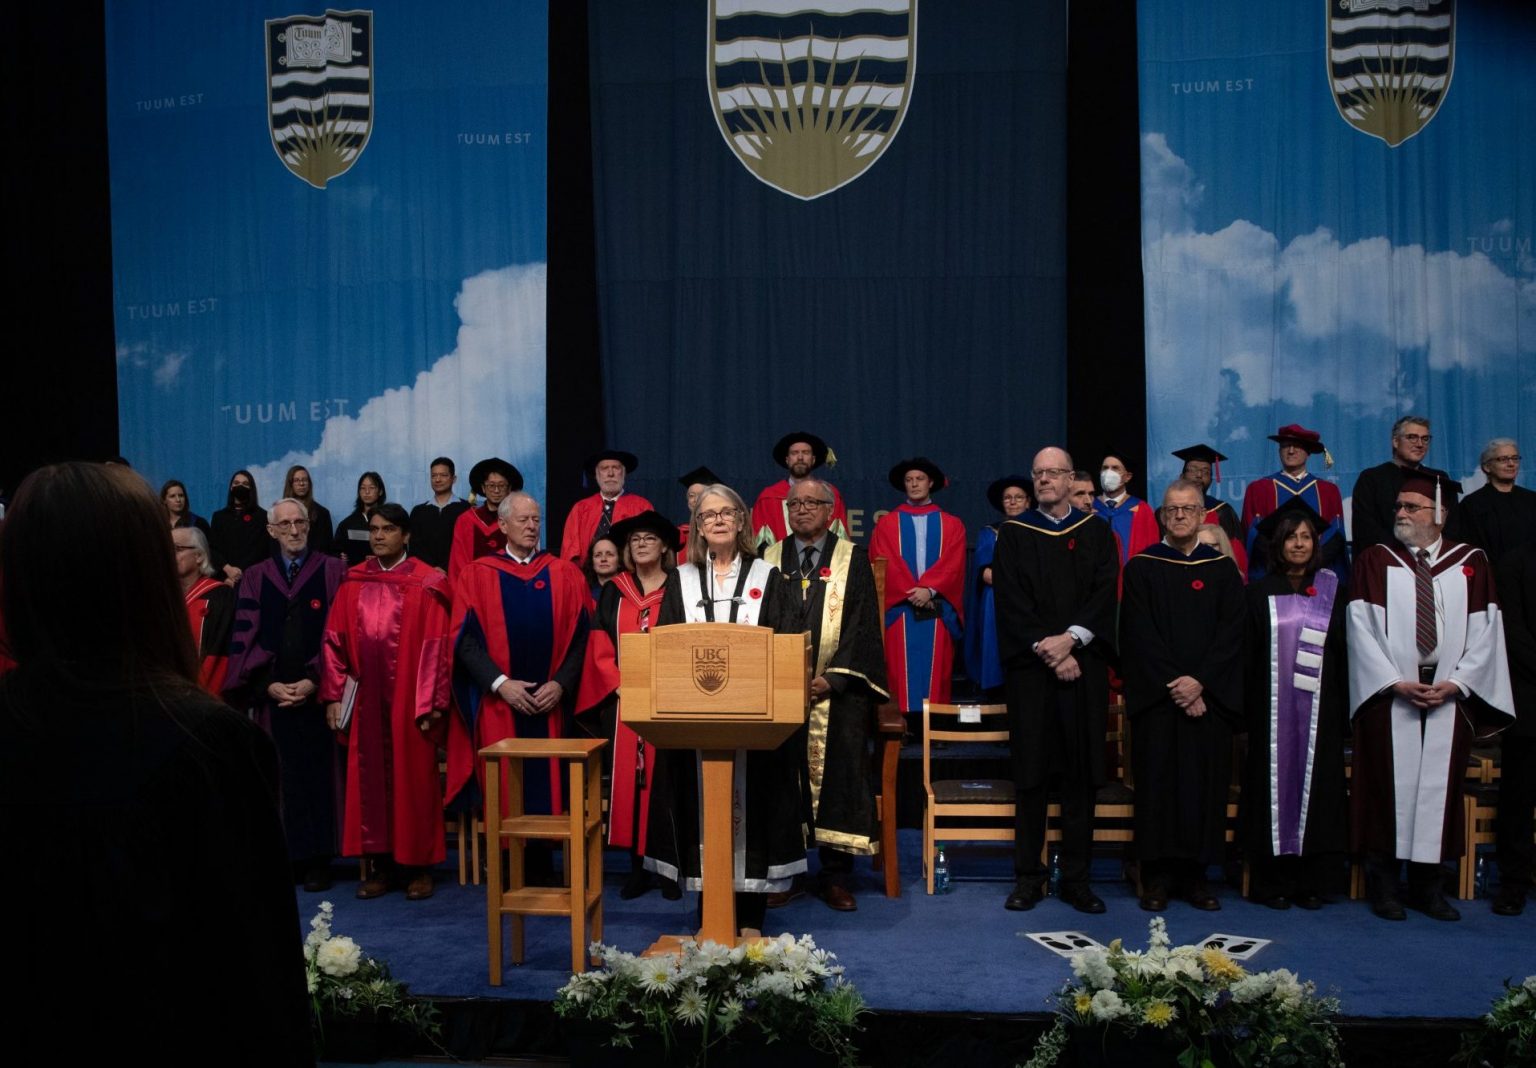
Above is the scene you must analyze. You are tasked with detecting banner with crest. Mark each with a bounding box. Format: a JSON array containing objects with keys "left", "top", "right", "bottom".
[
  {"left": 588, "top": 0, "right": 1068, "bottom": 539},
  {"left": 106, "top": 2, "right": 548, "bottom": 517},
  {"left": 1138, "top": 1, "right": 1534, "bottom": 528}
]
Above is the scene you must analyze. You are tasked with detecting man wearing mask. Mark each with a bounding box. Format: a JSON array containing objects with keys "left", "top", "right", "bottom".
[{"left": 1093, "top": 454, "right": 1159, "bottom": 565}]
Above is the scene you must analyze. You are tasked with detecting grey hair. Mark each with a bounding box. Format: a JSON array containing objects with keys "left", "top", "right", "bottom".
[
  {"left": 1161, "top": 479, "right": 1205, "bottom": 505},
  {"left": 496, "top": 491, "right": 538, "bottom": 520},
  {"left": 266, "top": 497, "right": 307, "bottom": 524},
  {"left": 687, "top": 484, "right": 754, "bottom": 568},
  {"left": 1480, "top": 437, "right": 1519, "bottom": 470},
  {"left": 1391, "top": 414, "right": 1431, "bottom": 438},
  {"left": 176, "top": 526, "right": 217, "bottom": 578}
]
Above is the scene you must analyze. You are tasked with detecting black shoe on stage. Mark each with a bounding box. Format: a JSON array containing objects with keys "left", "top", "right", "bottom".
[
  {"left": 1004, "top": 880, "right": 1044, "bottom": 911},
  {"left": 1370, "top": 895, "right": 1407, "bottom": 921},
  {"left": 1059, "top": 883, "right": 1106, "bottom": 914},
  {"left": 1408, "top": 889, "right": 1460, "bottom": 922},
  {"left": 1492, "top": 885, "right": 1527, "bottom": 916},
  {"left": 619, "top": 869, "right": 653, "bottom": 900}
]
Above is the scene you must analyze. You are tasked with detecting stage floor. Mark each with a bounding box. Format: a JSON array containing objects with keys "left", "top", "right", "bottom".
[{"left": 300, "top": 830, "right": 1529, "bottom": 1022}]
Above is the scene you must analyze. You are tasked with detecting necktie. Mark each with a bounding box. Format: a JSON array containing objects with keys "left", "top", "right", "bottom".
[
  {"left": 287, "top": 558, "right": 301, "bottom": 585},
  {"left": 1414, "top": 549, "right": 1436, "bottom": 658},
  {"left": 801, "top": 545, "right": 816, "bottom": 577},
  {"left": 596, "top": 497, "right": 615, "bottom": 539}
]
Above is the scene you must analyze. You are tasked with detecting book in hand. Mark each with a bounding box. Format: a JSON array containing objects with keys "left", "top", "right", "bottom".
[{"left": 336, "top": 675, "right": 360, "bottom": 732}]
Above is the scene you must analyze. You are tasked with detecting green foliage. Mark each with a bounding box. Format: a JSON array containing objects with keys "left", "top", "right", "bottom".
[{"left": 1453, "top": 975, "right": 1536, "bottom": 1068}]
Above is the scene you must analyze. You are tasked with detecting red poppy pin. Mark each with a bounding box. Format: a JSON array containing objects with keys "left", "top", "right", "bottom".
[
  {"left": 819, "top": 566, "right": 832, "bottom": 579},
  {"left": 243, "top": 514, "right": 252, "bottom": 523},
  {"left": 534, "top": 579, "right": 546, "bottom": 589},
  {"left": 1191, "top": 579, "right": 1204, "bottom": 591},
  {"left": 1463, "top": 565, "right": 1474, "bottom": 577},
  {"left": 1305, "top": 586, "right": 1318, "bottom": 597},
  {"left": 749, "top": 588, "right": 762, "bottom": 600},
  {"left": 309, "top": 598, "right": 321, "bottom": 610},
  {"left": 1068, "top": 538, "right": 1076, "bottom": 550}
]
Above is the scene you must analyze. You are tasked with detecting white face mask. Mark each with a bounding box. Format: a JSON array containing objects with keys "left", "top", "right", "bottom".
[{"left": 1100, "top": 469, "right": 1124, "bottom": 493}]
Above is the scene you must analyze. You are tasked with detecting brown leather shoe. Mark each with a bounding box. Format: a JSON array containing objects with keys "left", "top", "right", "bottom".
[
  {"left": 405, "top": 871, "right": 434, "bottom": 901},
  {"left": 766, "top": 881, "right": 807, "bottom": 909},
  {"left": 819, "top": 883, "right": 857, "bottom": 912},
  {"left": 356, "top": 876, "right": 389, "bottom": 899}
]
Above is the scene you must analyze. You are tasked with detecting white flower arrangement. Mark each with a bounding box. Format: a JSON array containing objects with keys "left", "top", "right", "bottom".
[
  {"left": 302, "top": 901, "right": 438, "bottom": 1045},
  {"left": 1454, "top": 974, "right": 1536, "bottom": 1067},
  {"left": 554, "top": 933, "right": 864, "bottom": 1067},
  {"left": 1022, "top": 917, "right": 1344, "bottom": 1068}
]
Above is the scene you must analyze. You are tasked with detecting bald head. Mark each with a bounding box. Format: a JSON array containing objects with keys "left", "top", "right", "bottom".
[{"left": 1032, "top": 447, "right": 1075, "bottom": 516}]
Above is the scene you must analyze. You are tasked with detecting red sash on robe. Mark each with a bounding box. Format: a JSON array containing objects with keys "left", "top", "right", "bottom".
[
  {"left": 183, "top": 576, "right": 230, "bottom": 695},
  {"left": 447, "top": 505, "right": 506, "bottom": 585},
  {"left": 558, "top": 492, "right": 654, "bottom": 565}
]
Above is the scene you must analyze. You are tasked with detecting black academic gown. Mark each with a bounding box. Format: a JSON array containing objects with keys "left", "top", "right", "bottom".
[
  {"left": 335, "top": 508, "right": 375, "bottom": 566},
  {"left": 303, "top": 500, "right": 335, "bottom": 556},
  {"left": 1458, "top": 484, "right": 1536, "bottom": 567},
  {"left": 992, "top": 508, "right": 1120, "bottom": 791},
  {"left": 1350, "top": 461, "right": 1458, "bottom": 556},
  {"left": 209, "top": 504, "right": 273, "bottom": 572},
  {"left": 642, "top": 557, "right": 808, "bottom": 893},
  {"left": 765, "top": 534, "right": 889, "bottom": 856},
  {"left": 1495, "top": 544, "right": 1536, "bottom": 886},
  {"left": 408, "top": 498, "right": 470, "bottom": 570},
  {"left": 1121, "top": 543, "right": 1245, "bottom": 867},
  {"left": 1240, "top": 573, "right": 1350, "bottom": 867}
]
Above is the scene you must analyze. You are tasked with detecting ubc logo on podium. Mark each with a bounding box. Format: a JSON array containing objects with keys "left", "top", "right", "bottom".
[
  {"left": 266, "top": 9, "right": 374, "bottom": 188},
  {"left": 1328, "top": 0, "right": 1454, "bottom": 147},
  {"left": 709, "top": 0, "right": 917, "bottom": 200},
  {"left": 692, "top": 646, "right": 730, "bottom": 694}
]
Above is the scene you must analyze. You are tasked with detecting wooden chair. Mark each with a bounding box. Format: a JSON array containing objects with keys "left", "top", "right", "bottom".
[
  {"left": 869, "top": 557, "right": 902, "bottom": 897},
  {"left": 1459, "top": 784, "right": 1500, "bottom": 900},
  {"left": 920, "top": 700, "right": 1013, "bottom": 894}
]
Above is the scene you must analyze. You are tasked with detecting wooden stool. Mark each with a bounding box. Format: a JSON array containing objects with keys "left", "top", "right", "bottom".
[{"left": 481, "top": 737, "right": 606, "bottom": 981}]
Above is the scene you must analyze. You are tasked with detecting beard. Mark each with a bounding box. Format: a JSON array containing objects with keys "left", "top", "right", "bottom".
[{"left": 1393, "top": 518, "right": 1419, "bottom": 545}]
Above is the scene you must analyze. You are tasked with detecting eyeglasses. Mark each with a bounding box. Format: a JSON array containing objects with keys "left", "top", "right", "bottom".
[
  {"left": 1392, "top": 502, "right": 1431, "bottom": 514},
  {"left": 272, "top": 519, "right": 310, "bottom": 531},
  {"left": 697, "top": 509, "right": 738, "bottom": 524},
  {"left": 629, "top": 534, "right": 661, "bottom": 545},
  {"left": 1398, "top": 433, "right": 1432, "bottom": 445},
  {"left": 173, "top": 544, "right": 199, "bottom": 553},
  {"left": 1163, "top": 505, "right": 1203, "bottom": 517},
  {"left": 1490, "top": 454, "right": 1521, "bottom": 464},
  {"left": 786, "top": 499, "right": 833, "bottom": 511},
  {"left": 1031, "top": 468, "right": 1072, "bottom": 480},
  {"left": 482, "top": 479, "right": 511, "bottom": 491}
]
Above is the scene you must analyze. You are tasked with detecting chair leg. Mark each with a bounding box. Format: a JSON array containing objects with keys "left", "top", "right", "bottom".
[{"left": 924, "top": 814, "right": 934, "bottom": 895}]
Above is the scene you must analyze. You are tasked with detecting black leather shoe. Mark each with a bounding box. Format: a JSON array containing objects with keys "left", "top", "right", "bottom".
[
  {"left": 1409, "top": 890, "right": 1460, "bottom": 921},
  {"left": 1059, "top": 884, "right": 1106, "bottom": 914},
  {"left": 1293, "top": 892, "right": 1324, "bottom": 911},
  {"left": 1005, "top": 881, "right": 1044, "bottom": 911},
  {"left": 1492, "top": 886, "right": 1527, "bottom": 916},
  {"left": 619, "top": 869, "right": 653, "bottom": 900},
  {"left": 1256, "top": 894, "right": 1291, "bottom": 910},
  {"left": 660, "top": 878, "right": 682, "bottom": 901},
  {"left": 303, "top": 867, "right": 334, "bottom": 893},
  {"left": 1370, "top": 895, "right": 1407, "bottom": 921},
  {"left": 1139, "top": 888, "right": 1168, "bottom": 912},
  {"left": 1188, "top": 883, "right": 1221, "bottom": 911}
]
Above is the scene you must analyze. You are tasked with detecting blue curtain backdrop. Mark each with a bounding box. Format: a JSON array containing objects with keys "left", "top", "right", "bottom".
[
  {"left": 107, "top": 2, "right": 548, "bottom": 519},
  {"left": 1138, "top": 2, "right": 1535, "bottom": 525},
  {"left": 586, "top": 0, "right": 1067, "bottom": 540}
]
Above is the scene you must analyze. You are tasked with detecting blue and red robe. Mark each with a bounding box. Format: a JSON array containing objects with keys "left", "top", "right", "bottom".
[
  {"left": 869, "top": 502, "right": 966, "bottom": 710},
  {"left": 447, "top": 550, "right": 590, "bottom": 818},
  {"left": 1241, "top": 472, "right": 1348, "bottom": 584},
  {"left": 1093, "top": 495, "right": 1160, "bottom": 566}
]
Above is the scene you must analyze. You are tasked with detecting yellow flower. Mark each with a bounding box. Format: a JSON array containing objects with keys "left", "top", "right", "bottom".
[
  {"left": 1075, "top": 993, "right": 1094, "bottom": 1017},
  {"left": 744, "top": 941, "right": 768, "bottom": 964},
  {"left": 1143, "top": 1001, "right": 1177, "bottom": 1028},
  {"left": 1200, "top": 948, "right": 1246, "bottom": 981}
]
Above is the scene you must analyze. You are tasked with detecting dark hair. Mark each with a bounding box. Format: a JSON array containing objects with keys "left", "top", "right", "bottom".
[
  {"left": 2, "top": 463, "right": 198, "bottom": 688},
  {"left": 372, "top": 502, "right": 412, "bottom": 533},
  {"left": 225, "top": 469, "right": 259, "bottom": 510},
  {"left": 584, "top": 535, "right": 622, "bottom": 587},
  {"left": 430, "top": 456, "right": 456, "bottom": 475},
  {"left": 354, "top": 471, "right": 387, "bottom": 514},
  {"left": 1072, "top": 470, "right": 1093, "bottom": 483},
  {"left": 1266, "top": 512, "right": 1321, "bottom": 576},
  {"left": 160, "top": 479, "right": 189, "bottom": 514}
]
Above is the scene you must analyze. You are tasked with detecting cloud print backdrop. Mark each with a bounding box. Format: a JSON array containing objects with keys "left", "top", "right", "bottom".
[
  {"left": 1138, "top": 2, "right": 1534, "bottom": 522},
  {"left": 107, "top": 1, "right": 548, "bottom": 519}
]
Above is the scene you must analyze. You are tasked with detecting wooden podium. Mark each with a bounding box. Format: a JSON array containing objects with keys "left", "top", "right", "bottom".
[{"left": 619, "top": 623, "right": 808, "bottom": 947}]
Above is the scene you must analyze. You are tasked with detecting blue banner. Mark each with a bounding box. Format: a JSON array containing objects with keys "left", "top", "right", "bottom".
[
  {"left": 1138, "top": 2, "right": 1534, "bottom": 524},
  {"left": 588, "top": 0, "right": 1067, "bottom": 540},
  {"left": 107, "top": 2, "right": 548, "bottom": 520}
]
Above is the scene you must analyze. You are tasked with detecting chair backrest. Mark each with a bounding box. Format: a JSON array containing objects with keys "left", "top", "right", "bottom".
[
  {"left": 872, "top": 556, "right": 887, "bottom": 651},
  {"left": 921, "top": 699, "right": 1009, "bottom": 787}
]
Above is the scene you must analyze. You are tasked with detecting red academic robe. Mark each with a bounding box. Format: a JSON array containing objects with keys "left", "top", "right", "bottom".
[
  {"left": 751, "top": 479, "right": 850, "bottom": 547},
  {"left": 182, "top": 576, "right": 234, "bottom": 695},
  {"left": 869, "top": 502, "right": 967, "bottom": 709},
  {"left": 447, "top": 505, "right": 506, "bottom": 585},
  {"left": 446, "top": 551, "right": 590, "bottom": 816},
  {"left": 320, "top": 557, "right": 453, "bottom": 866},
  {"left": 590, "top": 573, "right": 666, "bottom": 850},
  {"left": 559, "top": 492, "right": 654, "bottom": 565}
]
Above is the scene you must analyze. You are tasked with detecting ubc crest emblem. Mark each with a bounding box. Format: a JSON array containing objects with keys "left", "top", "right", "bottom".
[
  {"left": 692, "top": 646, "right": 730, "bottom": 695},
  {"left": 266, "top": 10, "right": 374, "bottom": 188},
  {"left": 1328, "top": 0, "right": 1454, "bottom": 147},
  {"left": 709, "top": 0, "right": 917, "bottom": 200}
]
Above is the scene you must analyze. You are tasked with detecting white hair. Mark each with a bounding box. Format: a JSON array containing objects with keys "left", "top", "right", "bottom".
[
  {"left": 266, "top": 497, "right": 306, "bottom": 523},
  {"left": 496, "top": 491, "right": 538, "bottom": 520},
  {"left": 174, "top": 526, "right": 217, "bottom": 578}
]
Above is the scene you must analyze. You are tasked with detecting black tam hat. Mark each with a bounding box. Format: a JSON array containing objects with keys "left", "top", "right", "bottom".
[
  {"left": 608, "top": 509, "right": 684, "bottom": 552},
  {"left": 888, "top": 457, "right": 947, "bottom": 493},
  {"left": 986, "top": 475, "right": 1032, "bottom": 513},
  {"left": 585, "top": 450, "right": 639, "bottom": 478},
  {"left": 677, "top": 465, "right": 722, "bottom": 489},
  {"left": 772, "top": 432, "right": 831, "bottom": 469},
  {"left": 468, "top": 457, "right": 522, "bottom": 495}
]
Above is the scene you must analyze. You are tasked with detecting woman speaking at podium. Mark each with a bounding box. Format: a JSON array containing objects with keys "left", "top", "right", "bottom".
[{"left": 642, "top": 483, "right": 806, "bottom": 934}]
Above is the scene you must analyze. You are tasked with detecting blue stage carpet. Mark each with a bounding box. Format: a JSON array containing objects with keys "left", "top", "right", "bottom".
[{"left": 301, "top": 830, "right": 1530, "bottom": 1021}]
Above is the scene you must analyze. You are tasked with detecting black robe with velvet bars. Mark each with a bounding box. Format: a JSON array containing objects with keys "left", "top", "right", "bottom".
[
  {"left": 765, "top": 533, "right": 889, "bottom": 856},
  {"left": 1121, "top": 542, "right": 1245, "bottom": 867}
]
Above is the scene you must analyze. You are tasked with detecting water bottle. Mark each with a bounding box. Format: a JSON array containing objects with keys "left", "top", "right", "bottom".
[
  {"left": 1048, "top": 849, "right": 1062, "bottom": 897},
  {"left": 1475, "top": 855, "right": 1488, "bottom": 898},
  {"left": 933, "top": 843, "right": 951, "bottom": 894}
]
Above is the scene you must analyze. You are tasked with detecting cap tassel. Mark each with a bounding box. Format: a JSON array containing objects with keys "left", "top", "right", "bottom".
[
  {"left": 1435, "top": 477, "right": 1442, "bottom": 526},
  {"left": 1323, "top": 446, "right": 1335, "bottom": 469},
  {"left": 825, "top": 447, "right": 838, "bottom": 469},
  {"left": 1213, "top": 459, "right": 1222, "bottom": 484}
]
